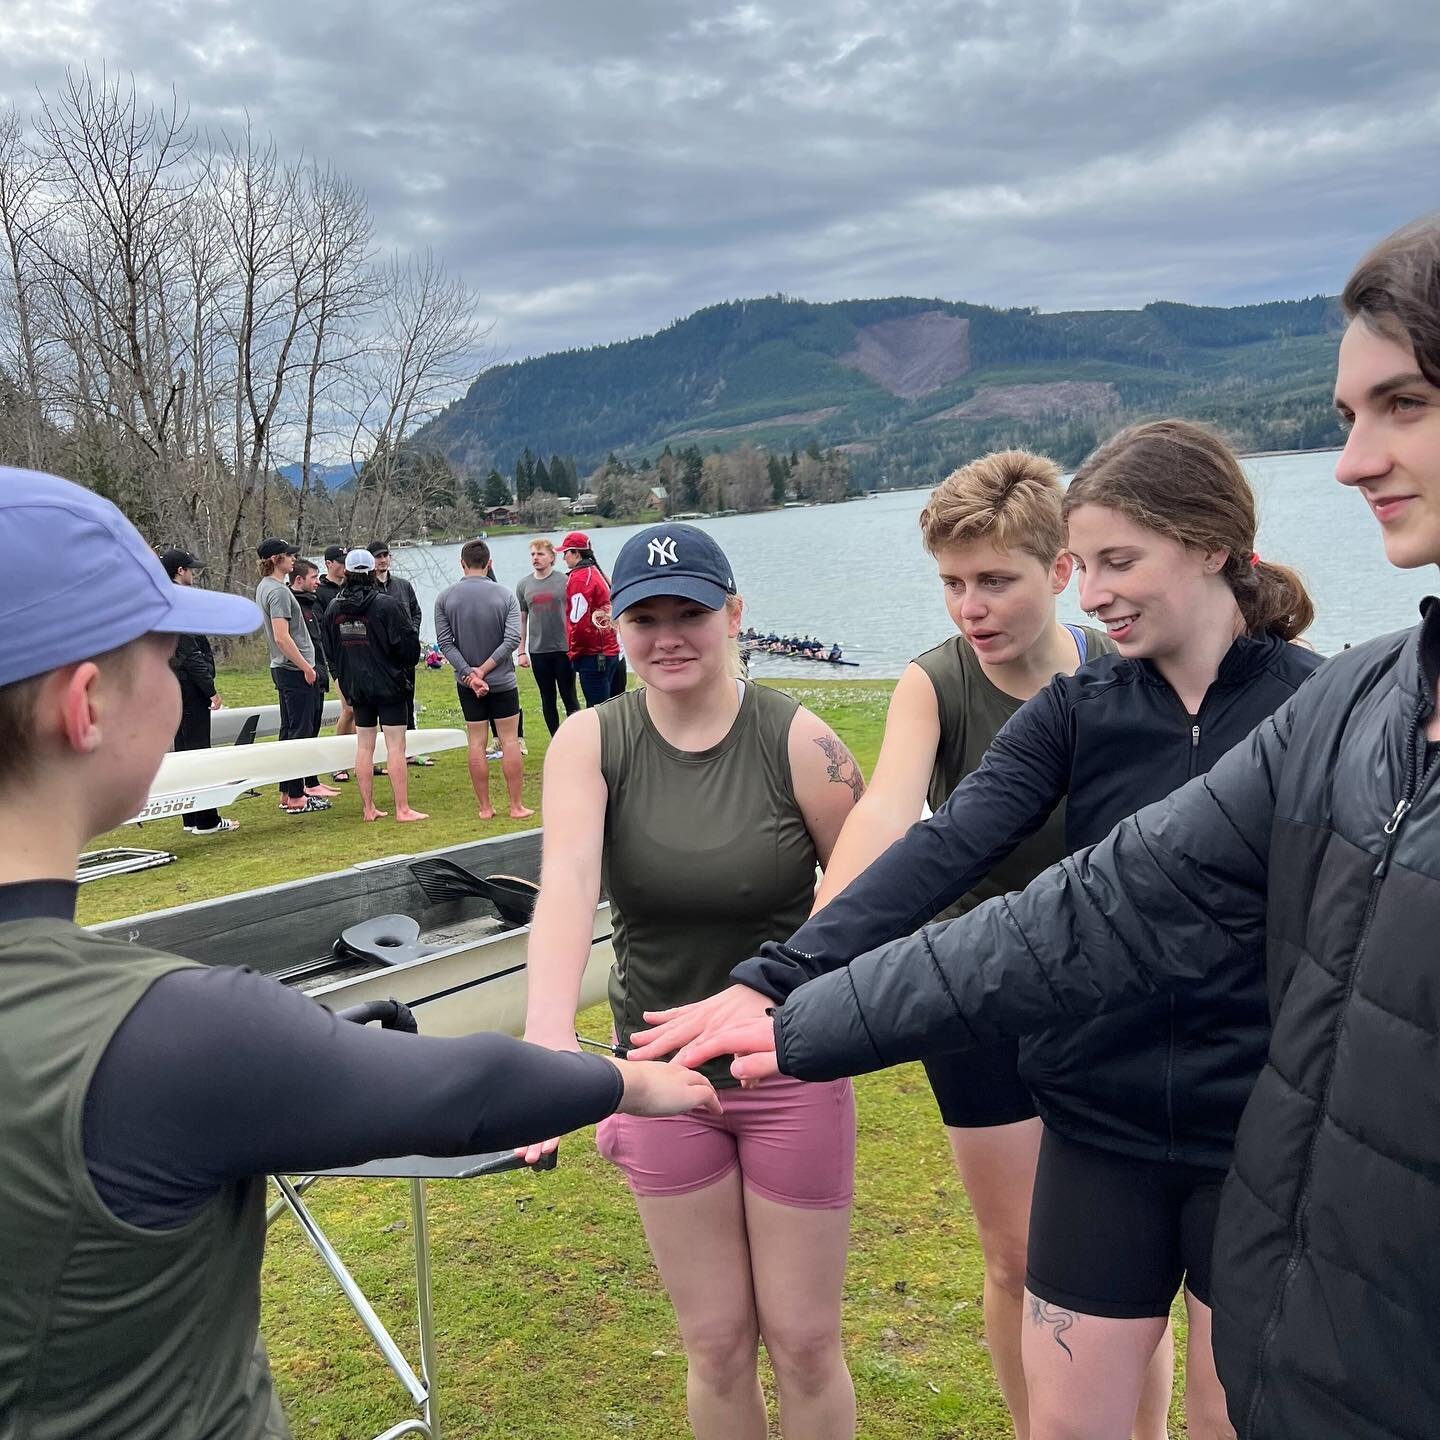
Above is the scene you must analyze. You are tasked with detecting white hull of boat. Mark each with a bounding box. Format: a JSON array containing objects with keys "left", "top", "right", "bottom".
[
  {"left": 132, "top": 729, "right": 466, "bottom": 824},
  {"left": 208, "top": 701, "right": 342, "bottom": 746}
]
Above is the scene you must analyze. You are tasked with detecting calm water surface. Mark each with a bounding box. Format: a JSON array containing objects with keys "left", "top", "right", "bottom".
[{"left": 393, "top": 451, "right": 1434, "bottom": 678}]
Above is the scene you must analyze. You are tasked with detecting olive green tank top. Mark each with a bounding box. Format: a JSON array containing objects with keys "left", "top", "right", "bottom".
[
  {"left": 913, "top": 625, "right": 1114, "bottom": 922},
  {"left": 599, "top": 682, "right": 816, "bottom": 1086},
  {"left": 0, "top": 921, "right": 290, "bottom": 1440}
]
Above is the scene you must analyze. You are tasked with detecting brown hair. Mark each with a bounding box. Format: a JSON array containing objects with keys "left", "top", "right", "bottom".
[
  {"left": 258, "top": 556, "right": 284, "bottom": 578},
  {"left": 1342, "top": 215, "right": 1440, "bottom": 386},
  {"left": 461, "top": 538, "right": 492, "bottom": 571},
  {"left": 1062, "top": 419, "right": 1314, "bottom": 641},
  {"left": 289, "top": 558, "right": 318, "bottom": 581},
  {"left": 919, "top": 450, "right": 1065, "bottom": 565}
]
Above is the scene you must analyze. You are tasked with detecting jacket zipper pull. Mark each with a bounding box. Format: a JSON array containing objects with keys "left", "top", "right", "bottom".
[
  {"left": 1191, "top": 724, "right": 1200, "bottom": 748},
  {"left": 1375, "top": 798, "right": 1413, "bottom": 878}
]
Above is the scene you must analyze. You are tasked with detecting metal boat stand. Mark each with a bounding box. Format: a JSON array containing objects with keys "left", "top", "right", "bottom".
[
  {"left": 270, "top": 1147, "right": 557, "bottom": 1440},
  {"left": 76, "top": 846, "right": 176, "bottom": 883}
]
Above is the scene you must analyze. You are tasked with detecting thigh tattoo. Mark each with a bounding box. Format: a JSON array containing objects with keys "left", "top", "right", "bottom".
[{"left": 1028, "top": 1295, "right": 1076, "bottom": 1360}]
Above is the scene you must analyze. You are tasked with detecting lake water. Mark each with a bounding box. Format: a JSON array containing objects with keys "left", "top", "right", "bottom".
[{"left": 391, "top": 451, "right": 1435, "bottom": 678}]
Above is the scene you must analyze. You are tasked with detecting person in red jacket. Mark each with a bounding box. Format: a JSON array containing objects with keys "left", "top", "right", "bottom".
[{"left": 559, "top": 531, "right": 626, "bottom": 706}]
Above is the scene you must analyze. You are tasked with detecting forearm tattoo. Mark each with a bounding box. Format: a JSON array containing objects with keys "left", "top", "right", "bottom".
[
  {"left": 1028, "top": 1296, "right": 1076, "bottom": 1360},
  {"left": 813, "top": 735, "right": 865, "bottom": 803}
]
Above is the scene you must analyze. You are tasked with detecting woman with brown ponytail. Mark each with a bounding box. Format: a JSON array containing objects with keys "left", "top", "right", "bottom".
[{"left": 647, "top": 418, "right": 1320, "bottom": 1439}]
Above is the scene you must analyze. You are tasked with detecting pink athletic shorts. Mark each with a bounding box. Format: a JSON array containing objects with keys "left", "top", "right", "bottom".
[{"left": 596, "top": 1075, "right": 856, "bottom": 1210}]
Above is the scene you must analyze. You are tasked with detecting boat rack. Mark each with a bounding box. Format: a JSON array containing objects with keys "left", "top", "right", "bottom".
[
  {"left": 271, "top": 1149, "right": 555, "bottom": 1440},
  {"left": 76, "top": 847, "right": 176, "bottom": 884},
  {"left": 269, "top": 998, "right": 559, "bottom": 1440}
]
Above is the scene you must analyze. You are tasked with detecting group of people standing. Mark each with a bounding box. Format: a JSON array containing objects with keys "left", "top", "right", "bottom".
[{"left": 4, "top": 213, "right": 1440, "bottom": 1440}]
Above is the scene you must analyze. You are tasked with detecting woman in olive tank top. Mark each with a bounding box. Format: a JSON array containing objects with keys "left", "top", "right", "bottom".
[{"left": 523, "top": 524, "right": 865, "bottom": 1440}]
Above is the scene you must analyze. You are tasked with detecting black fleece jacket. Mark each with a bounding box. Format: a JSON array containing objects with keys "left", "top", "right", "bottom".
[
  {"left": 737, "top": 632, "right": 1323, "bottom": 1166},
  {"left": 769, "top": 606, "right": 1440, "bottom": 1439}
]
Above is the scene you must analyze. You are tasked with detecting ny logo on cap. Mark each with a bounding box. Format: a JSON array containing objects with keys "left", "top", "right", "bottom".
[{"left": 647, "top": 536, "right": 679, "bottom": 567}]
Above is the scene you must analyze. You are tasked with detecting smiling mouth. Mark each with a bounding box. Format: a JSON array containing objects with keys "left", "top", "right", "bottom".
[
  {"left": 1369, "top": 494, "right": 1417, "bottom": 520},
  {"left": 1100, "top": 614, "right": 1139, "bottom": 636}
]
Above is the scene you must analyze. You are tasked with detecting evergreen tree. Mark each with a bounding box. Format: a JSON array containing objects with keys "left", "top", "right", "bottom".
[
  {"left": 533, "top": 456, "right": 552, "bottom": 494},
  {"left": 483, "top": 469, "right": 511, "bottom": 508},
  {"left": 767, "top": 453, "right": 788, "bottom": 505},
  {"left": 514, "top": 457, "right": 531, "bottom": 502},
  {"left": 681, "top": 446, "right": 703, "bottom": 510},
  {"left": 548, "top": 454, "right": 569, "bottom": 495}
]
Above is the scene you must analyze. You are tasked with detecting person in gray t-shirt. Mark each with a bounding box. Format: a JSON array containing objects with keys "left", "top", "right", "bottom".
[
  {"left": 515, "top": 538, "right": 579, "bottom": 735},
  {"left": 434, "top": 538, "right": 533, "bottom": 821},
  {"left": 254, "top": 539, "right": 331, "bottom": 813}
]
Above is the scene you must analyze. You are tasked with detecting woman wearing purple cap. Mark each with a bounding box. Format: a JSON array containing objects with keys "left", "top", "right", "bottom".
[{"left": 522, "top": 523, "right": 866, "bottom": 1439}]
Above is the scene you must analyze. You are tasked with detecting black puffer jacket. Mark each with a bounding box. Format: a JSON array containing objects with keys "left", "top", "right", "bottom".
[
  {"left": 169, "top": 633, "right": 216, "bottom": 708},
  {"left": 321, "top": 583, "right": 419, "bottom": 704},
  {"left": 736, "top": 632, "right": 1322, "bottom": 1166},
  {"left": 773, "top": 603, "right": 1440, "bottom": 1438}
]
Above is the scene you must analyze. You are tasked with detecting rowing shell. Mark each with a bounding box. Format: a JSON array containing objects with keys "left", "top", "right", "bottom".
[
  {"left": 209, "top": 701, "right": 342, "bottom": 745},
  {"left": 132, "top": 729, "right": 467, "bottom": 825}
]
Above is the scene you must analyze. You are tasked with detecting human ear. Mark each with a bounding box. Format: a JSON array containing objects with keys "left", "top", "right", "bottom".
[{"left": 59, "top": 663, "right": 104, "bottom": 754}]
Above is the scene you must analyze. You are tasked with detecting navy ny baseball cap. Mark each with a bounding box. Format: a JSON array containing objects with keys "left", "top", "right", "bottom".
[
  {"left": 610, "top": 523, "right": 737, "bottom": 618},
  {"left": 0, "top": 467, "right": 261, "bottom": 688}
]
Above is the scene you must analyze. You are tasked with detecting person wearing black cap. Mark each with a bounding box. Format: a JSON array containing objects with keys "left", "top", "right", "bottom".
[
  {"left": 0, "top": 467, "right": 721, "bottom": 1440},
  {"left": 256, "top": 538, "right": 329, "bottom": 814},
  {"left": 316, "top": 545, "right": 357, "bottom": 773},
  {"left": 523, "top": 523, "right": 865, "bottom": 1440},
  {"left": 160, "top": 549, "right": 236, "bottom": 836}
]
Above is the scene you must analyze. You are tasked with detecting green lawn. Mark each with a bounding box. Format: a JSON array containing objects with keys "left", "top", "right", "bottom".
[{"left": 79, "top": 666, "right": 1186, "bottom": 1437}]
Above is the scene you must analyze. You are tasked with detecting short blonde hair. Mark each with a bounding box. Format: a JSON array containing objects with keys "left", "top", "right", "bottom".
[
  {"left": 529, "top": 538, "right": 556, "bottom": 556},
  {"left": 918, "top": 450, "right": 1064, "bottom": 565}
]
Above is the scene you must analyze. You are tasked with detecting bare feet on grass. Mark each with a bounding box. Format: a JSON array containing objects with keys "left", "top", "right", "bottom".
[
  {"left": 477, "top": 807, "right": 496, "bottom": 821},
  {"left": 396, "top": 808, "right": 429, "bottom": 822},
  {"left": 363, "top": 807, "right": 389, "bottom": 822},
  {"left": 509, "top": 804, "right": 535, "bottom": 819},
  {"left": 305, "top": 784, "right": 342, "bottom": 798}
]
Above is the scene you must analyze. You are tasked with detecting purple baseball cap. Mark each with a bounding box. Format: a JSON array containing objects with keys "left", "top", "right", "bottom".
[{"left": 0, "top": 466, "right": 261, "bottom": 688}]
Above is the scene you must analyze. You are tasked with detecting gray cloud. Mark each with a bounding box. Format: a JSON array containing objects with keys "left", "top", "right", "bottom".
[{"left": 1, "top": 0, "right": 1435, "bottom": 364}]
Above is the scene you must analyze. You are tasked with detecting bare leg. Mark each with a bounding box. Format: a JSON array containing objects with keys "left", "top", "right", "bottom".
[
  {"left": 493, "top": 713, "right": 533, "bottom": 818},
  {"left": 1182, "top": 1293, "right": 1236, "bottom": 1440},
  {"left": 947, "top": 1118, "right": 1043, "bottom": 1439},
  {"left": 356, "top": 727, "right": 386, "bottom": 820},
  {"left": 633, "top": 1172, "right": 767, "bottom": 1440},
  {"left": 465, "top": 722, "right": 493, "bottom": 819},
  {"left": 382, "top": 723, "right": 427, "bottom": 822},
  {"left": 1022, "top": 1293, "right": 1169, "bottom": 1440},
  {"left": 1134, "top": 1326, "right": 1175, "bottom": 1440},
  {"left": 335, "top": 696, "right": 355, "bottom": 737},
  {"left": 744, "top": 1189, "right": 855, "bottom": 1440}
]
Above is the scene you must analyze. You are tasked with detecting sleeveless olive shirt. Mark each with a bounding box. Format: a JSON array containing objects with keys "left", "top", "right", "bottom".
[
  {"left": 0, "top": 920, "right": 288, "bottom": 1440},
  {"left": 599, "top": 683, "right": 816, "bottom": 1086},
  {"left": 913, "top": 625, "right": 1113, "bottom": 921}
]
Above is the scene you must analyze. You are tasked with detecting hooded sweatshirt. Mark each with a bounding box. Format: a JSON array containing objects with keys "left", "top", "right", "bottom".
[{"left": 320, "top": 581, "right": 419, "bottom": 704}]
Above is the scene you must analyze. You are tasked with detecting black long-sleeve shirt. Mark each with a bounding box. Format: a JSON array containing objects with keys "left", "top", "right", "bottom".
[{"left": 0, "top": 883, "right": 624, "bottom": 1230}]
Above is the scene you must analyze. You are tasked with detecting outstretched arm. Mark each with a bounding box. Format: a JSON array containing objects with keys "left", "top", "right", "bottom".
[
  {"left": 733, "top": 676, "right": 1075, "bottom": 999},
  {"left": 700, "top": 702, "right": 1291, "bottom": 1083}
]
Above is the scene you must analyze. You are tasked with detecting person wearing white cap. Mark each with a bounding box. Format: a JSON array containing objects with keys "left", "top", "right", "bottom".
[
  {"left": 321, "top": 547, "right": 427, "bottom": 822},
  {"left": 0, "top": 467, "right": 722, "bottom": 1440}
]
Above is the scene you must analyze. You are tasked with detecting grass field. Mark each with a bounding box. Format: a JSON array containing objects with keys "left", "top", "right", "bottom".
[{"left": 77, "top": 665, "right": 1186, "bottom": 1438}]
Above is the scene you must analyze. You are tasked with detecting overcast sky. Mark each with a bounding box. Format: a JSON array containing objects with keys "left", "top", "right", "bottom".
[{"left": 1, "top": 0, "right": 1435, "bottom": 367}]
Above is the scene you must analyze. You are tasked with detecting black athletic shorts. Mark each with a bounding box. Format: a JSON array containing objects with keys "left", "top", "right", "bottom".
[
  {"left": 457, "top": 683, "right": 521, "bottom": 724},
  {"left": 352, "top": 696, "right": 409, "bottom": 728},
  {"left": 922, "top": 1039, "right": 1039, "bottom": 1128},
  {"left": 1025, "top": 1128, "right": 1223, "bottom": 1318}
]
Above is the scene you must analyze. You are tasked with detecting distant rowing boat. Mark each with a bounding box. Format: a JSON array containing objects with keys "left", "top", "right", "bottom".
[{"left": 741, "top": 648, "right": 859, "bottom": 668}]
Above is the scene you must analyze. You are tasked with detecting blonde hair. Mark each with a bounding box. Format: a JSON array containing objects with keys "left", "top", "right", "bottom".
[
  {"left": 529, "top": 538, "right": 556, "bottom": 556},
  {"left": 724, "top": 594, "right": 746, "bottom": 679},
  {"left": 919, "top": 450, "right": 1065, "bottom": 565}
]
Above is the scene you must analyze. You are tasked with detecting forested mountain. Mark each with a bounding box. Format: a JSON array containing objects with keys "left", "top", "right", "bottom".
[{"left": 415, "top": 293, "right": 1344, "bottom": 489}]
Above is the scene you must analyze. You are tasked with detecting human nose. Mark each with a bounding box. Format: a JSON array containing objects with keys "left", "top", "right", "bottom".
[
  {"left": 1077, "top": 568, "right": 1111, "bottom": 615},
  {"left": 1334, "top": 415, "right": 1391, "bottom": 489},
  {"left": 959, "top": 590, "right": 989, "bottom": 620}
]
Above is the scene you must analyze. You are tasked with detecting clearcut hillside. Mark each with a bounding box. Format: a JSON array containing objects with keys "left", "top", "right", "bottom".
[{"left": 416, "top": 293, "right": 1344, "bottom": 488}]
